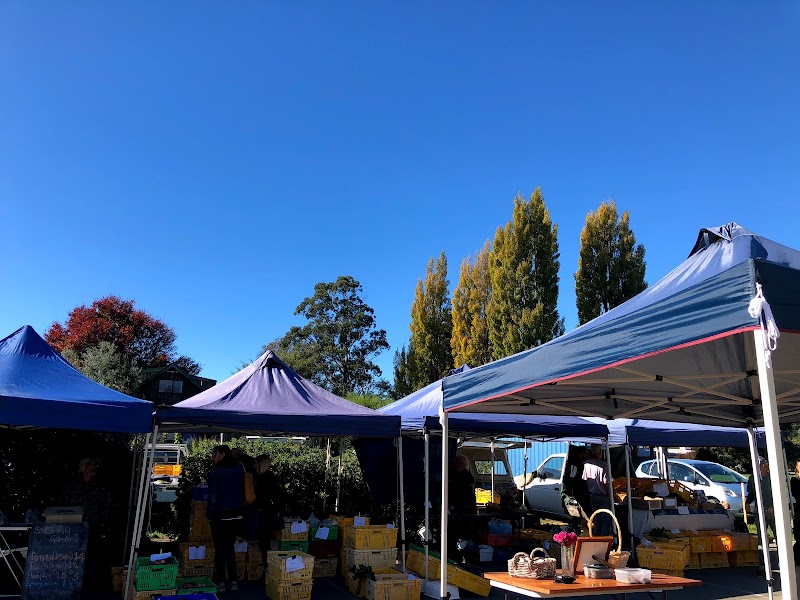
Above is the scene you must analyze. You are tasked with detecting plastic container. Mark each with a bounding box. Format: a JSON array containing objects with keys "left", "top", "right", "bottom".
[
  {"left": 583, "top": 564, "right": 614, "bottom": 579},
  {"left": 614, "top": 568, "right": 652, "bottom": 584}
]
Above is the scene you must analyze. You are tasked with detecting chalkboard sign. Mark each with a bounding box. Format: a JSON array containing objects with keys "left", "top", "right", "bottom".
[{"left": 22, "top": 522, "right": 88, "bottom": 600}]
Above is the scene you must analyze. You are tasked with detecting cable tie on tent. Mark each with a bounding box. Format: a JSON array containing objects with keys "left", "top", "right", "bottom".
[
  {"left": 748, "top": 282, "right": 780, "bottom": 367},
  {"left": 746, "top": 369, "right": 758, "bottom": 377},
  {"left": 655, "top": 375, "right": 663, "bottom": 382}
]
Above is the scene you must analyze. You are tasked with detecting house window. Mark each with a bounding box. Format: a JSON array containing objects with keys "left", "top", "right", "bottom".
[{"left": 158, "top": 379, "right": 183, "bottom": 394}]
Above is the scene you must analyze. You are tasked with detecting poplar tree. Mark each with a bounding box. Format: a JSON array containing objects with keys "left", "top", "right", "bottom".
[
  {"left": 392, "top": 344, "right": 417, "bottom": 400},
  {"left": 451, "top": 240, "right": 493, "bottom": 368},
  {"left": 575, "top": 200, "right": 647, "bottom": 325},
  {"left": 408, "top": 252, "right": 454, "bottom": 389},
  {"left": 487, "top": 188, "right": 564, "bottom": 359}
]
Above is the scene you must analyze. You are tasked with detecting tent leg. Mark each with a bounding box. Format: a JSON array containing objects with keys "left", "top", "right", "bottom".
[
  {"left": 604, "top": 441, "right": 617, "bottom": 526},
  {"left": 335, "top": 437, "right": 344, "bottom": 514},
  {"left": 624, "top": 443, "right": 635, "bottom": 554},
  {"left": 424, "top": 427, "right": 430, "bottom": 583},
  {"left": 522, "top": 439, "right": 528, "bottom": 510},
  {"left": 747, "top": 426, "right": 774, "bottom": 600},
  {"left": 490, "top": 438, "right": 495, "bottom": 501},
  {"left": 125, "top": 426, "right": 158, "bottom": 598},
  {"left": 123, "top": 437, "right": 142, "bottom": 562},
  {"left": 397, "top": 435, "right": 407, "bottom": 572},
  {"left": 440, "top": 413, "right": 449, "bottom": 600},
  {"left": 323, "top": 437, "right": 331, "bottom": 515},
  {"left": 753, "top": 328, "right": 796, "bottom": 599}
]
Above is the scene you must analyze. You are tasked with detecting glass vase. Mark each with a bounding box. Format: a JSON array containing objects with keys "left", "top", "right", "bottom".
[{"left": 561, "top": 544, "right": 575, "bottom": 577}]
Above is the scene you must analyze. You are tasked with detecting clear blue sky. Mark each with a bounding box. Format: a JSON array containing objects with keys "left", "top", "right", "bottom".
[{"left": 1, "top": 3, "right": 798, "bottom": 388}]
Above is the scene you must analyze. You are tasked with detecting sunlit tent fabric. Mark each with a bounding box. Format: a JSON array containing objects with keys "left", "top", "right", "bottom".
[
  {"left": 590, "top": 418, "right": 766, "bottom": 448},
  {"left": 156, "top": 350, "right": 400, "bottom": 437},
  {"left": 442, "top": 223, "right": 800, "bottom": 427},
  {"left": 380, "top": 367, "right": 608, "bottom": 439},
  {"left": 0, "top": 325, "right": 153, "bottom": 433}
]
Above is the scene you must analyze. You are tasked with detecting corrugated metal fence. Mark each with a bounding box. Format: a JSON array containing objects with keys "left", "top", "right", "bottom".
[{"left": 506, "top": 440, "right": 568, "bottom": 477}]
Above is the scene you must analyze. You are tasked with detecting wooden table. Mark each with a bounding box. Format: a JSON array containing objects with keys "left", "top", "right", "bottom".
[{"left": 484, "top": 571, "right": 702, "bottom": 598}]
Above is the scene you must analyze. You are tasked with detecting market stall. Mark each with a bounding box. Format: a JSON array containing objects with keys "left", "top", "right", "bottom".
[
  {"left": 441, "top": 224, "right": 800, "bottom": 599},
  {"left": 0, "top": 325, "right": 154, "bottom": 598},
  {"left": 137, "top": 350, "right": 402, "bottom": 598}
]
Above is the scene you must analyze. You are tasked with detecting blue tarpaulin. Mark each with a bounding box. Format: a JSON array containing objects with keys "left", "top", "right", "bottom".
[
  {"left": 442, "top": 224, "right": 800, "bottom": 428},
  {"left": 0, "top": 325, "right": 153, "bottom": 433},
  {"left": 588, "top": 417, "right": 765, "bottom": 448},
  {"left": 156, "top": 351, "right": 400, "bottom": 437},
  {"left": 380, "top": 369, "right": 608, "bottom": 439}
]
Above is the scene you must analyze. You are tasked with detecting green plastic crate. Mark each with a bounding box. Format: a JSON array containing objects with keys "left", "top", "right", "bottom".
[
  {"left": 135, "top": 557, "right": 179, "bottom": 591},
  {"left": 310, "top": 525, "right": 339, "bottom": 541},
  {"left": 175, "top": 576, "right": 217, "bottom": 594},
  {"left": 270, "top": 539, "right": 310, "bottom": 552}
]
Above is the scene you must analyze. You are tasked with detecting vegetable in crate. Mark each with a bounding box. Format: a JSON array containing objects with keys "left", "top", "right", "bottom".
[{"left": 348, "top": 564, "right": 376, "bottom": 596}]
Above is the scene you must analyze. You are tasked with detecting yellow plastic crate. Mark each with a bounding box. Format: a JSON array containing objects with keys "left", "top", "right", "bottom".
[
  {"left": 406, "top": 548, "right": 440, "bottom": 577},
  {"left": 686, "top": 552, "right": 701, "bottom": 570},
  {"left": 312, "top": 558, "right": 338, "bottom": 578},
  {"left": 657, "top": 569, "right": 685, "bottom": 577},
  {"left": 265, "top": 575, "right": 313, "bottom": 600},
  {"left": 699, "top": 552, "right": 729, "bottom": 568},
  {"left": 178, "top": 542, "right": 215, "bottom": 565},
  {"left": 126, "top": 589, "right": 176, "bottom": 600},
  {"left": 247, "top": 562, "right": 264, "bottom": 581},
  {"left": 748, "top": 534, "right": 759, "bottom": 551},
  {"left": 273, "top": 521, "right": 309, "bottom": 542},
  {"left": 475, "top": 488, "right": 500, "bottom": 504},
  {"left": 636, "top": 544, "right": 690, "bottom": 570},
  {"left": 447, "top": 564, "right": 492, "bottom": 597},
  {"left": 344, "top": 525, "right": 398, "bottom": 549},
  {"left": 329, "top": 515, "right": 371, "bottom": 528},
  {"left": 689, "top": 536, "right": 715, "bottom": 553},
  {"left": 366, "top": 570, "right": 423, "bottom": 600},
  {"left": 266, "top": 551, "right": 314, "bottom": 580},
  {"left": 718, "top": 533, "right": 751, "bottom": 552},
  {"left": 728, "top": 550, "right": 759, "bottom": 567},
  {"left": 346, "top": 547, "right": 397, "bottom": 571}
]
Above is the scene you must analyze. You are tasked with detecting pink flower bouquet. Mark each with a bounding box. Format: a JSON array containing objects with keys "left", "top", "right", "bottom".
[{"left": 552, "top": 531, "right": 578, "bottom": 546}]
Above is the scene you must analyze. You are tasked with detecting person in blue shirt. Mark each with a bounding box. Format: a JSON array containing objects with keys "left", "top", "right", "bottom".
[{"left": 207, "top": 445, "right": 245, "bottom": 593}]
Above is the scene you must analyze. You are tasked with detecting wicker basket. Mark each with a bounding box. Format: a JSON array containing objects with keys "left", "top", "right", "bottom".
[
  {"left": 507, "top": 548, "right": 556, "bottom": 579},
  {"left": 587, "top": 509, "right": 630, "bottom": 568}
]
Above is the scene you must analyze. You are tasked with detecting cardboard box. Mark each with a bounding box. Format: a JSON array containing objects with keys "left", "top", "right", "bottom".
[
  {"left": 631, "top": 498, "right": 663, "bottom": 510},
  {"left": 43, "top": 506, "right": 84, "bottom": 523}
]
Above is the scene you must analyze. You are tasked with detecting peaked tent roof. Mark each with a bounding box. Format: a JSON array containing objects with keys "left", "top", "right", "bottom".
[
  {"left": 379, "top": 367, "right": 608, "bottom": 439},
  {"left": 156, "top": 351, "right": 400, "bottom": 437},
  {"left": 442, "top": 223, "right": 800, "bottom": 427},
  {"left": 0, "top": 325, "right": 154, "bottom": 433}
]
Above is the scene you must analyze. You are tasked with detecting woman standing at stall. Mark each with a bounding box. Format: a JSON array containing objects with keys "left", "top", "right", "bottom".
[{"left": 207, "top": 445, "right": 245, "bottom": 593}]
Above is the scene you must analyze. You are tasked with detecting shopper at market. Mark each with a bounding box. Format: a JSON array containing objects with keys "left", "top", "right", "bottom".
[
  {"left": 582, "top": 444, "right": 612, "bottom": 535},
  {"left": 564, "top": 446, "right": 591, "bottom": 517},
  {"left": 207, "top": 445, "right": 245, "bottom": 593},
  {"left": 232, "top": 447, "right": 258, "bottom": 539},
  {"left": 255, "top": 453, "right": 284, "bottom": 569},
  {"left": 449, "top": 454, "right": 477, "bottom": 514},
  {"left": 746, "top": 457, "right": 775, "bottom": 574}
]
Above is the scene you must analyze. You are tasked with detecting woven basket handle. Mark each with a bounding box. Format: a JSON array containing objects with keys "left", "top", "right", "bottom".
[
  {"left": 530, "top": 547, "right": 550, "bottom": 560},
  {"left": 587, "top": 508, "right": 623, "bottom": 553},
  {"left": 510, "top": 552, "right": 530, "bottom": 568}
]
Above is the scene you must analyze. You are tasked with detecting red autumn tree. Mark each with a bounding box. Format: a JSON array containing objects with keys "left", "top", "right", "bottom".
[{"left": 46, "top": 295, "right": 200, "bottom": 374}]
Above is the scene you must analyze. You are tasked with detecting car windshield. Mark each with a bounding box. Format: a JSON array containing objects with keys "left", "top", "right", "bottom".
[{"left": 693, "top": 462, "right": 747, "bottom": 484}]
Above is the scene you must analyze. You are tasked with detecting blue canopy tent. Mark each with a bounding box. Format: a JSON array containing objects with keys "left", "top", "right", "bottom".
[
  {"left": 0, "top": 325, "right": 153, "bottom": 433},
  {"left": 441, "top": 224, "right": 800, "bottom": 598},
  {"left": 377, "top": 369, "right": 608, "bottom": 583}
]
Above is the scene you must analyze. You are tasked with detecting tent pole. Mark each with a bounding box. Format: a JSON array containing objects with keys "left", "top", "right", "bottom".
[
  {"left": 397, "top": 435, "right": 407, "bottom": 572},
  {"left": 335, "top": 437, "right": 344, "bottom": 514},
  {"left": 753, "top": 328, "right": 796, "bottom": 598},
  {"left": 624, "top": 442, "right": 634, "bottom": 554},
  {"left": 604, "top": 440, "right": 617, "bottom": 525},
  {"left": 440, "top": 412, "right": 449, "bottom": 600},
  {"left": 424, "top": 426, "right": 430, "bottom": 583},
  {"left": 125, "top": 426, "right": 157, "bottom": 598},
  {"left": 490, "top": 438, "right": 495, "bottom": 501},
  {"left": 522, "top": 439, "right": 528, "bottom": 510},
  {"left": 323, "top": 437, "right": 331, "bottom": 515},
  {"left": 747, "top": 426, "right": 774, "bottom": 600},
  {"left": 123, "top": 437, "right": 142, "bottom": 562}
]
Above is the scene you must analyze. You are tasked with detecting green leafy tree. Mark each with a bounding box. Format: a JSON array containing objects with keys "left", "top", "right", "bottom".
[
  {"left": 268, "top": 276, "right": 389, "bottom": 397},
  {"left": 62, "top": 341, "right": 143, "bottom": 395},
  {"left": 451, "top": 240, "right": 493, "bottom": 368},
  {"left": 408, "top": 252, "right": 454, "bottom": 389},
  {"left": 575, "top": 200, "right": 648, "bottom": 325},
  {"left": 392, "top": 344, "right": 417, "bottom": 400},
  {"left": 488, "top": 188, "right": 564, "bottom": 359}
]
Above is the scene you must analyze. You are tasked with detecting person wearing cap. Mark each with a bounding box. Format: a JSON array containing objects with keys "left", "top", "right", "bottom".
[
  {"left": 746, "top": 457, "right": 775, "bottom": 574},
  {"left": 582, "top": 444, "right": 612, "bottom": 535}
]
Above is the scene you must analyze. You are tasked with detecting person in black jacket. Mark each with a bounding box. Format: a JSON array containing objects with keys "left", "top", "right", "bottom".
[
  {"left": 255, "top": 453, "right": 284, "bottom": 569},
  {"left": 207, "top": 445, "right": 245, "bottom": 593}
]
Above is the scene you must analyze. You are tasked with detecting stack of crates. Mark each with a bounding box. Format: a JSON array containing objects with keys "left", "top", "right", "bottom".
[
  {"left": 265, "top": 551, "right": 314, "bottom": 600},
  {"left": 332, "top": 515, "right": 370, "bottom": 576},
  {"left": 247, "top": 542, "right": 264, "bottom": 582},
  {"left": 129, "top": 556, "right": 178, "bottom": 600},
  {"left": 235, "top": 540, "right": 249, "bottom": 580},
  {"left": 189, "top": 501, "right": 212, "bottom": 544},
  {"left": 272, "top": 518, "right": 310, "bottom": 553},
  {"left": 309, "top": 523, "right": 339, "bottom": 578},
  {"left": 178, "top": 542, "right": 214, "bottom": 580},
  {"left": 343, "top": 524, "right": 398, "bottom": 598}
]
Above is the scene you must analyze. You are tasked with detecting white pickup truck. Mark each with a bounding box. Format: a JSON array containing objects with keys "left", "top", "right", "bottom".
[{"left": 522, "top": 453, "right": 574, "bottom": 521}]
